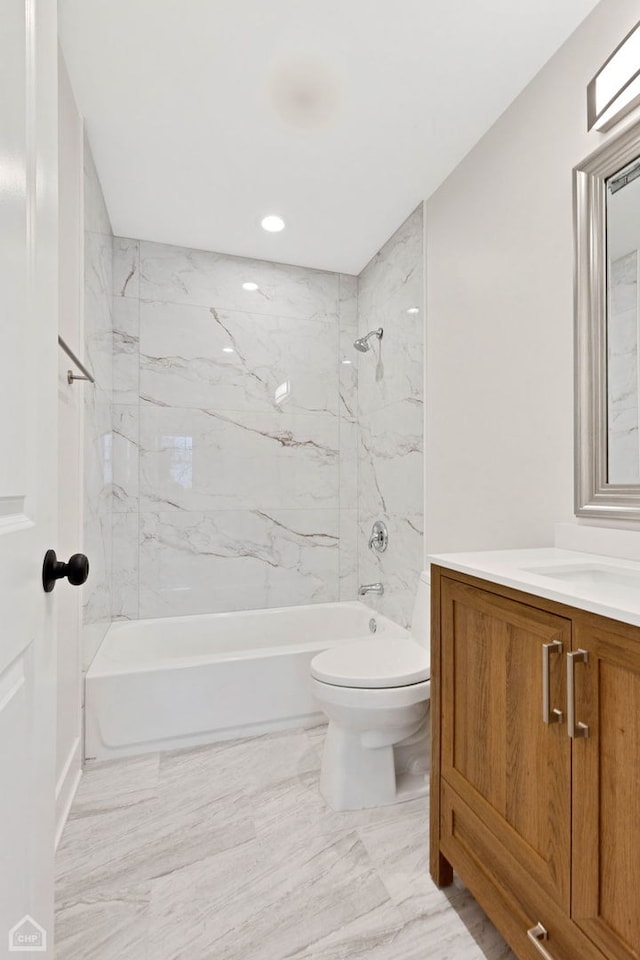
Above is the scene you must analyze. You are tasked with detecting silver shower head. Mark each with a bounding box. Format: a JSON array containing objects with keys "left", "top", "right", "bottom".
[{"left": 353, "top": 327, "right": 383, "bottom": 353}]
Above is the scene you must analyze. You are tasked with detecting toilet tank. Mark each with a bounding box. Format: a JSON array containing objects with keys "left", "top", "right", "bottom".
[{"left": 410, "top": 570, "right": 430, "bottom": 653}]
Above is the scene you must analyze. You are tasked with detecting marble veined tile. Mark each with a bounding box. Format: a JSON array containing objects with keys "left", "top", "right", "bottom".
[
  {"left": 608, "top": 306, "right": 638, "bottom": 360},
  {"left": 357, "top": 513, "right": 423, "bottom": 627},
  {"left": 82, "top": 386, "right": 112, "bottom": 669},
  {"left": 112, "top": 404, "right": 139, "bottom": 512},
  {"left": 291, "top": 900, "right": 413, "bottom": 960},
  {"left": 610, "top": 251, "right": 638, "bottom": 315},
  {"left": 56, "top": 728, "right": 515, "bottom": 960},
  {"left": 113, "top": 297, "right": 139, "bottom": 404},
  {"left": 340, "top": 418, "right": 358, "bottom": 510},
  {"left": 113, "top": 237, "right": 140, "bottom": 299},
  {"left": 147, "top": 829, "right": 397, "bottom": 960},
  {"left": 339, "top": 327, "right": 358, "bottom": 421},
  {"left": 357, "top": 205, "right": 423, "bottom": 321},
  {"left": 608, "top": 350, "right": 638, "bottom": 415},
  {"left": 139, "top": 240, "right": 340, "bottom": 321},
  {"left": 357, "top": 811, "right": 432, "bottom": 921},
  {"left": 83, "top": 137, "right": 113, "bottom": 668},
  {"left": 155, "top": 747, "right": 255, "bottom": 829},
  {"left": 357, "top": 307, "right": 423, "bottom": 415},
  {"left": 291, "top": 907, "right": 514, "bottom": 960},
  {"left": 71, "top": 754, "right": 159, "bottom": 818},
  {"left": 138, "top": 508, "right": 339, "bottom": 618},
  {"left": 139, "top": 403, "right": 339, "bottom": 513},
  {"left": 358, "top": 401, "right": 423, "bottom": 519},
  {"left": 160, "top": 729, "right": 319, "bottom": 800},
  {"left": 339, "top": 273, "right": 358, "bottom": 329},
  {"left": 85, "top": 232, "right": 114, "bottom": 394},
  {"left": 339, "top": 509, "right": 358, "bottom": 601},
  {"left": 56, "top": 791, "right": 256, "bottom": 904},
  {"left": 55, "top": 885, "right": 150, "bottom": 960},
  {"left": 251, "top": 758, "right": 428, "bottom": 844},
  {"left": 139, "top": 299, "right": 339, "bottom": 415},
  {"left": 111, "top": 513, "right": 139, "bottom": 621},
  {"left": 608, "top": 252, "right": 640, "bottom": 483},
  {"left": 608, "top": 420, "right": 640, "bottom": 484}
]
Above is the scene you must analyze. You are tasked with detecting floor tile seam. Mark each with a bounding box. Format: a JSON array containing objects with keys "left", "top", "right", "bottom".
[
  {"left": 145, "top": 891, "right": 404, "bottom": 950},
  {"left": 284, "top": 911, "right": 414, "bottom": 960},
  {"left": 157, "top": 732, "right": 307, "bottom": 767},
  {"left": 354, "top": 807, "right": 428, "bottom": 839},
  {"left": 145, "top": 832, "right": 384, "bottom": 914},
  {"left": 55, "top": 823, "right": 258, "bottom": 893},
  {"left": 146, "top": 833, "right": 261, "bottom": 895},
  {"left": 54, "top": 890, "right": 154, "bottom": 915},
  {"left": 66, "top": 792, "right": 161, "bottom": 820}
]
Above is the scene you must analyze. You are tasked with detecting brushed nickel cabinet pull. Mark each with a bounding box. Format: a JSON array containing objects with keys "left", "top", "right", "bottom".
[
  {"left": 527, "top": 923, "right": 557, "bottom": 960},
  {"left": 542, "top": 640, "right": 563, "bottom": 724},
  {"left": 567, "top": 649, "right": 590, "bottom": 739}
]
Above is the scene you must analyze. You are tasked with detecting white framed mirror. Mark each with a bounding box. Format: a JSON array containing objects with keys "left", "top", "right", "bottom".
[{"left": 575, "top": 116, "right": 640, "bottom": 519}]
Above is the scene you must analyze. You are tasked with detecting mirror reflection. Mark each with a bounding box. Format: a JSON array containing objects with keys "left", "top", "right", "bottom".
[{"left": 607, "top": 157, "right": 640, "bottom": 484}]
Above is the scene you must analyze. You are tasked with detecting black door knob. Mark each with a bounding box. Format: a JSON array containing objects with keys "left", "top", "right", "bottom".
[{"left": 42, "top": 549, "right": 90, "bottom": 593}]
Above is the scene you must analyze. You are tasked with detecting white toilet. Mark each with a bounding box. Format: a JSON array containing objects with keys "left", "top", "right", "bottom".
[{"left": 310, "top": 570, "right": 431, "bottom": 811}]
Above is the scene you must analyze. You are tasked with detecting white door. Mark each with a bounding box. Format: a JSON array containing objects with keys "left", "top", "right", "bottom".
[
  {"left": 0, "top": 0, "right": 58, "bottom": 957},
  {"left": 55, "top": 54, "right": 84, "bottom": 847}
]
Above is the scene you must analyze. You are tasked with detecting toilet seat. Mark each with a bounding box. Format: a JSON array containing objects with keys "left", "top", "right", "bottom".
[{"left": 311, "top": 637, "right": 429, "bottom": 689}]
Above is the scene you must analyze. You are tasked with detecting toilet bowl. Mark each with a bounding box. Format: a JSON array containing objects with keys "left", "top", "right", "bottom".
[{"left": 310, "top": 570, "right": 431, "bottom": 811}]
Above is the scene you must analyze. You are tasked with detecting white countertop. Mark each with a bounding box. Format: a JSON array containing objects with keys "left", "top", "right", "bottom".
[{"left": 429, "top": 547, "right": 640, "bottom": 628}]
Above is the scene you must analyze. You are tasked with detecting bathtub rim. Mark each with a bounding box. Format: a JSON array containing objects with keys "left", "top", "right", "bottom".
[{"left": 88, "top": 600, "right": 411, "bottom": 678}]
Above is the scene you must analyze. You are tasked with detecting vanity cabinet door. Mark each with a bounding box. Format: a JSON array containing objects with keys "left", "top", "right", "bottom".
[
  {"left": 571, "top": 622, "right": 640, "bottom": 960},
  {"left": 440, "top": 578, "right": 572, "bottom": 910}
]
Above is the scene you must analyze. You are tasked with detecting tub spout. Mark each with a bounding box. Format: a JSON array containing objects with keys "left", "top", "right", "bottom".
[{"left": 358, "top": 583, "right": 384, "bottom": 596}]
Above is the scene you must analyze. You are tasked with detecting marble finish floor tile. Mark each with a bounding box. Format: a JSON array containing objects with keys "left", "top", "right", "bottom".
[
  {"left": 68, "top": 753, "right": 160, "bottom": 816},
  {"left": 55, "top": 885, "right": 150, "bottom": 960},
  {"left": 146, "top": 830, "right": 397, "bottom": 960},
  {"left": 56, "top": 727, "right": 515, "bottom": 960}
]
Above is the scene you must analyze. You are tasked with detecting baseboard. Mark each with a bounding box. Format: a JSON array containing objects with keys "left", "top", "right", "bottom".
[{"left": 55, "top": 736, "right": 82, "bottom": 849}]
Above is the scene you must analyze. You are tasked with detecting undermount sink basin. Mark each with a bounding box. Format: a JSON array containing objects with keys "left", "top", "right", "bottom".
[{"left": 522, "top": 563, "right": 640, "bottom": 592}]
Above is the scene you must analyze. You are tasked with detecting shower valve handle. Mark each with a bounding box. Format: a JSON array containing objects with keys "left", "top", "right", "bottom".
[
  {"left": 42, "top": 549, "right": 90, "bottom": 592},
  {"left": 368, "top": 520, "right": 389, "bottom": 552}
]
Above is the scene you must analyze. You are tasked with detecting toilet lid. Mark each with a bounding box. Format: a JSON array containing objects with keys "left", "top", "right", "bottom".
[{"left": 310, "top": 638, "right": 429, "bottom": 689}]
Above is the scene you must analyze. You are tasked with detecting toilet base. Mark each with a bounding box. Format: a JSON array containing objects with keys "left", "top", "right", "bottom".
[
  {"left": 395, "top": 771, "right": 429, "bottom": 803},
  {"left": 318, "top": 720, "right": 429, "bottom": 811}
]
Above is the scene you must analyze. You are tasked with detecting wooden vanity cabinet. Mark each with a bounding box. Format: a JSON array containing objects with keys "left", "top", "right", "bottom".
[
  {"left": 430, "top": 565, "right": 640, "bottom": 960},
  {"left": 571, "top": 620, "right": 640, "bottom": 960}
]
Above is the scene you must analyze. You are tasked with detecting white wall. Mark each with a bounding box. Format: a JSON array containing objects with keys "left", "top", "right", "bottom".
[{"left": 426, "top": 0, "right": 640, "bottom": 556}]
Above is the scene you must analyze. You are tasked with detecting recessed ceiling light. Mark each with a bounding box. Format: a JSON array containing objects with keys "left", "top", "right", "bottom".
[
  {"left": 242, "top": 281, "right": 259, "bottom": 291},
  {"left": 222, "top": 347, "right": 234, "bottom": 354},
  {"left": 407, "top": 306, "right": 420, "bottom": 315},
  {"left": 341, "top": 359, "right": 353, "bottom": 365},
  {"left": 261, "top": 215, "right": 285, "bottom": 233}
]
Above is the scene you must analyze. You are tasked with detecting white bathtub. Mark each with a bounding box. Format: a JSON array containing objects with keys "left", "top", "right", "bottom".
[{"left": 85, "top": 601, "right": 409, "bottom": 761}]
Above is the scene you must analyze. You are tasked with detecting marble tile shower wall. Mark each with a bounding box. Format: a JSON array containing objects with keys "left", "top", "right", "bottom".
[
  {"left": 356, "top": 205, "right": 424, "bottom": 627},
  {"left": 608, "top": 252, "right": 639, "bottom": 482},
  {"left": 111, "top": 240, "right": 358, "bottom": 619},
  {"left": 83, "top": 138, "right": 113, "bottom": 668}
]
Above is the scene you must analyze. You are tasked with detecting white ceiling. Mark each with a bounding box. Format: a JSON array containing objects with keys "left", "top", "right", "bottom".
[{"left": 59, "top": 0, "right": 601, "bottom": 275}]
